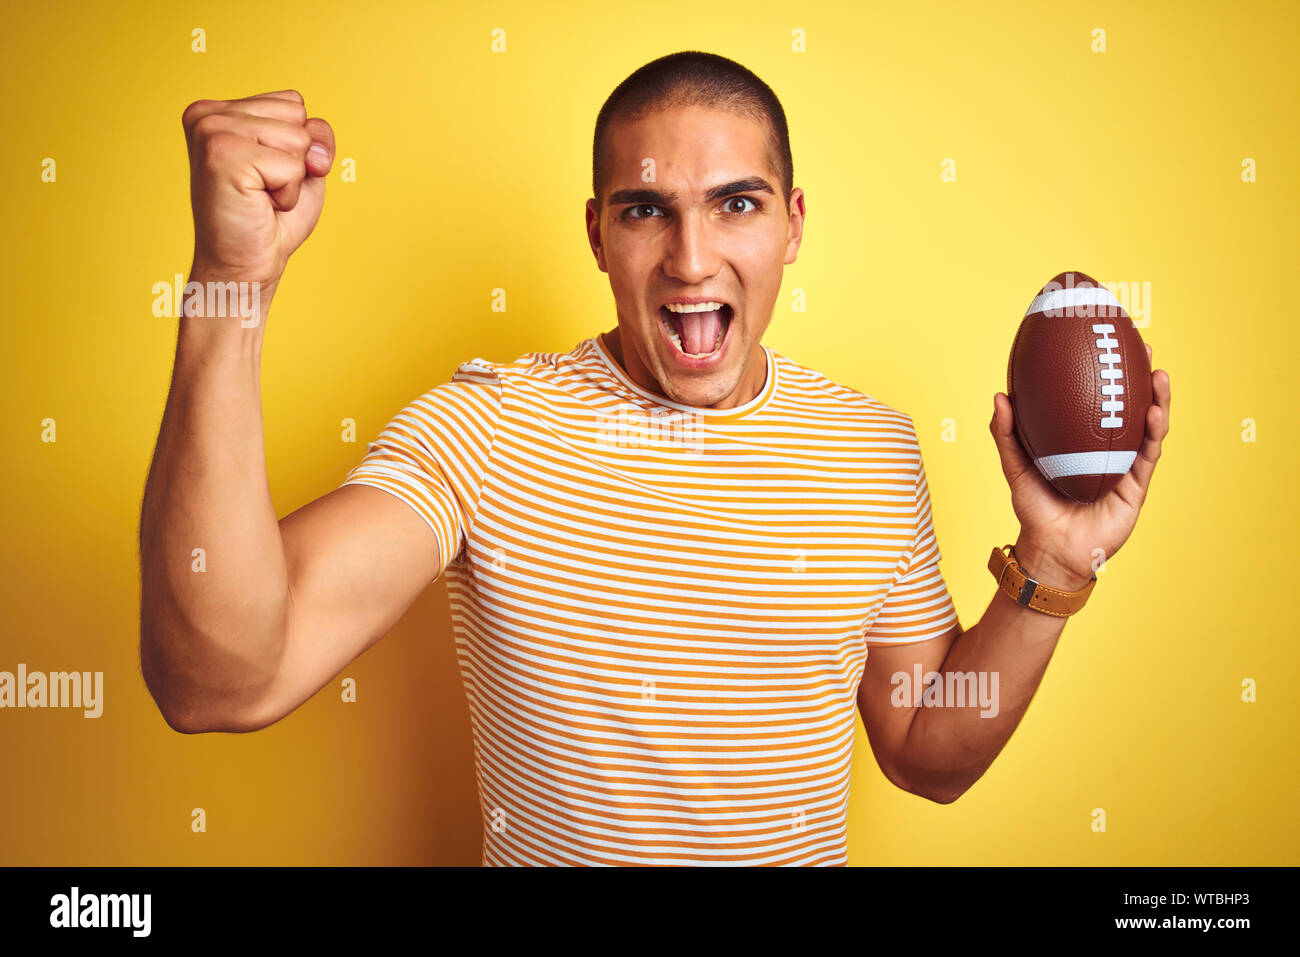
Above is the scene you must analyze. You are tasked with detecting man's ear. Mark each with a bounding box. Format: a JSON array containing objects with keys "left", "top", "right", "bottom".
[
  {"left": 783, "top": 187, "right": 805, "bottom": 265},
  {"left": 585, "top": 198, "right": 608, "bottom": 273}
]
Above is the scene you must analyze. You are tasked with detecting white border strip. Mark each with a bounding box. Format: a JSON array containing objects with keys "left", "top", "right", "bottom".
[
  {"left": 1035, "top": 449, "right": 1137, "bottom": 478},
  {"left": 1026, "top": 285, "right": 1124, "bottom": 317}
]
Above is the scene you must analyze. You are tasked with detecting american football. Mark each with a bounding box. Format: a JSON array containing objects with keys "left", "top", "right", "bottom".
[{"left": 1008, "top": 271, "right": 1153, "bottom": 503}]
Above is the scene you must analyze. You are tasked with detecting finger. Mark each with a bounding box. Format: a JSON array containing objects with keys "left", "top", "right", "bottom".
[
  {"left": 220, "top": 94, "right": 308, "bottom": 125},
  {"left": 190, "top": 111, "right": 313, "bottom": 160},
  {"left": 292, "top": 170, "right": 327, "bottom": 230},
  {"left": 183, "top": 93, "right": 307, "bottom": 132},
  {"left": 203, "top": 132, "right": 310, "bottom": 210},
  {"left": 1119, "top": 404, "right": 1163, "bottom": 505},
  {"left": 182, "top": 98, "right": 225, "bottom": 130},
  {"left": 189, "top": 112, "right": 314, "bottom": 209},
  {"left": 990, "top": 392, "right": 1034, "bottom": 485},
  {"left": 303, "top": 117, "right": 335, "bottom": 176},
  {"left": 1124, "top": 370, "right": 1170, "bottom": 498},
  {"left": 253, "top": 89, "right": 305, "bottom": 103},
  {"left": 1153, "top": 367, "right": 1170, "bottom": 435}
]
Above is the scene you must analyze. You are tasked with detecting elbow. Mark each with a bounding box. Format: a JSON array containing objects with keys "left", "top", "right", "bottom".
[
  {"left": 142, "top": 666, "right": 216, "bottom": 734},
  {"left": 157, "top": 704, "right": 211, "bottom": 735},
  {"left": 140, "top": 635, "right": 201, "bottom": 733},
  {"left": 142, "top": 663, "right": 219, "bottom": 734},
  {"left": 163, "top": 710, "right": 267, "bottom": 735},
  {"left": 151, "top": 693, "right": 269, "bottom": 735},
  {"left": 913, "top": 784, "right": 966, "bottom": 805},
  {"left": 885, "top": 764, "right": 969, "bottom": 805},
  {"left": 140, "top": 636, "right": 255, "bottom": 735},
  {"left": 146, "top": 682, "right": 271, "bottom": 735},
  {"left": 140, "top": 647, "right": 200, "bottom": 734},
  {"left": 894, "top": 777, "right": 966, "bottom": 805}
]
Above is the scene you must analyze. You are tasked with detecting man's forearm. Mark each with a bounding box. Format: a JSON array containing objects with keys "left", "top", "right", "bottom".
[
  {"left": 138, "top": 286, "right": 290, "bottom": 731},
  {"left": 896, "top": 537, "right": 1093, "bottom": 803}
]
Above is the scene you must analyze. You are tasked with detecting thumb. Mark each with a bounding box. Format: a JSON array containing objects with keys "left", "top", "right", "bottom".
[
  {"left": 990, "top": 392, "right": 1033, "bottom": 485},
  {"left": 278, "top": 116, "right": 334, "bottom": 255}
]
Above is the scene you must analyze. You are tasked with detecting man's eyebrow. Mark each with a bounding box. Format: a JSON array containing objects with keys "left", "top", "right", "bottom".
[{"left": 607, "top": 177, "right": 776, "bottom": 208}]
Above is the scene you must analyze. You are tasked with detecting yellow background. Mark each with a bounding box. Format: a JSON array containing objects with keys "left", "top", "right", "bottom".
[{"left": 1, "top": 0, "right": 1296, "bottom": 865}]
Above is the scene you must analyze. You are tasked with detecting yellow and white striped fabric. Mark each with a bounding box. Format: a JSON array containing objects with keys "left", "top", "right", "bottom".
[{"left": 341, "top": 335, "right": 959, "bottom": 866}]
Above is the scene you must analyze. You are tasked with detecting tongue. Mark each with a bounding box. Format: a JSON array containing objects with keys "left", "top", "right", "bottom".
[{"left": 678, "top": 309, "right": 723, "bottom": 354}]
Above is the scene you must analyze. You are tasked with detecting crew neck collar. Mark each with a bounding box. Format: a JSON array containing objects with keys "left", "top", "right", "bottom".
[{"left": 591, "top": 333, "right": 777, "bottom": 420}]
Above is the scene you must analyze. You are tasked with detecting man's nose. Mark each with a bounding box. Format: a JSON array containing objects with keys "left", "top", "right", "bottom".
[{"left": 662, "top": 212, "right": 722, "bottom": 283}]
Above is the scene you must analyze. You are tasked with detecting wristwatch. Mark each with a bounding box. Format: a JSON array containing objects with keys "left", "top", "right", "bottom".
[{"left": 988, "top": 544, "right": 1096, "bottom": 618}]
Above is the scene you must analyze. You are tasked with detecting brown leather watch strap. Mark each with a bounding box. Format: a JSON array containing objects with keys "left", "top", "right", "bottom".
[{"left": 988, "top": 544, "right": 1096, "bottom": 618}]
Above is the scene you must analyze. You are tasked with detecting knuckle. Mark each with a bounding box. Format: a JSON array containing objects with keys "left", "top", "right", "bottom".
[
  {"left": 202, "top": 131, "right": 240, "bottom": 168},
  {"left": 191, "top": 112, "right": 226, "bottom": 140},
  {"left": 181, "top": 98, "right": 214, "bottom": 126}
]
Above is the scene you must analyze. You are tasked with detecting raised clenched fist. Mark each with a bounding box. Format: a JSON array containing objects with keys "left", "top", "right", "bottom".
[{"left": 182, "top": 89, "right": 334, "bottom": 301}]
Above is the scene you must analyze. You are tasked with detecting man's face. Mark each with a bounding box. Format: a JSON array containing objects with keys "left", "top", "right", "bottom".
[{"left": 586, "top": 104, "right": 805, "bottom": 409}]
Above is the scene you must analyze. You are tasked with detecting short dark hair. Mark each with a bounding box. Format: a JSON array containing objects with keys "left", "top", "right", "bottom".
[{"left": 592, "top": 51, "right": 794, "bottom": 214}]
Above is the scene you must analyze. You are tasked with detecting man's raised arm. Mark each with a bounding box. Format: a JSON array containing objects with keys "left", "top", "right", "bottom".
[{"left": 139, "top": 90, "right": 440, "bottom": 734}]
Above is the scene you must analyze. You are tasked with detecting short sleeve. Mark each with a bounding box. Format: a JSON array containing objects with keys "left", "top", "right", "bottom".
[
  {"left": 864, "top": 433, "right": 960, "bottom": 646},
  {"left": 340, "top": 360, "right": 503, "bottom": 580}
]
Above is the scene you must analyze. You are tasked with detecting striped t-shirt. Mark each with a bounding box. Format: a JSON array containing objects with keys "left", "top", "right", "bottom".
[{"left": 341, "top": 334, "right": 959, "bottom": 866}]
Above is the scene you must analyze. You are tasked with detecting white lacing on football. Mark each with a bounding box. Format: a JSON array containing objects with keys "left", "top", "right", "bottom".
[{"left": 1092, "top": 322, "right": 1124, "bottom": 429}]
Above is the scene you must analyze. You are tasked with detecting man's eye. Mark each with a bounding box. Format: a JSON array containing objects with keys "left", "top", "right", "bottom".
[
  {"left": 625, "top": 204, "right": 663, "bottom": 220},
  {"left": 724, "top": 196, "right": 760, "bottom": 215}
]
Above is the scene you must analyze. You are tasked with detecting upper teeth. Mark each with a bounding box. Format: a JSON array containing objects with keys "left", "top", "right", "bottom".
[{"left": 664, "top": 301, "right": 726, "bottom": 313}]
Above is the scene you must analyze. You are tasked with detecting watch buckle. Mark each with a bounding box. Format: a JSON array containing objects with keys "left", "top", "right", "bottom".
[
  {"left": 1001, "top": 545, "right": 1037, "bottom": 606},
  {"left": 1016, "top": 573, "right": 1038, "bottom": 606}
]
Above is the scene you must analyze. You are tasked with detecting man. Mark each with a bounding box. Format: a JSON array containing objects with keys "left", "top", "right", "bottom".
[{"left": 140, "top": 51, "right": 1171, "bottom": 866}]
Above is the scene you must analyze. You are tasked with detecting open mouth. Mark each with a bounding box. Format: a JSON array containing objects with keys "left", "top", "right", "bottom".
[{"left": 659, "top": 302, "right": 733, "bottom": 359}]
